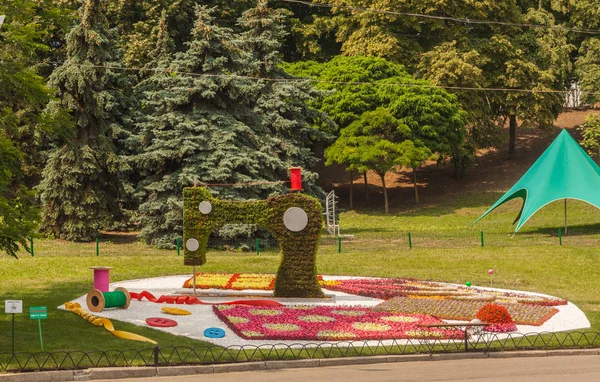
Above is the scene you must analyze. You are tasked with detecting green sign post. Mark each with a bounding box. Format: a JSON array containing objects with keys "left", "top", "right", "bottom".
[{"left": 29, "top": 306, "right": 47, "bottom": 350}]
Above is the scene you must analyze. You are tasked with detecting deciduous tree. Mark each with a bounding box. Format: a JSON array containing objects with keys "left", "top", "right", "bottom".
[
  {"left": 288, "top": 56, "right": 467, "bottom": 210},
  {"left": 578, "top": 114, "right": 600, "bottom": 162},
  {"left": 0, "top": 1, "right": 68, "bottom": 256},
  {"left": 326, "top": 108, "right": 432, "bottom": 212}
]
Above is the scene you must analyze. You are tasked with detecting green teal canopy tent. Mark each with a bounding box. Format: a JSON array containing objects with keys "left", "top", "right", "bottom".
[{"left": 473, "top": 129, "right": 600, "bottom": 232}]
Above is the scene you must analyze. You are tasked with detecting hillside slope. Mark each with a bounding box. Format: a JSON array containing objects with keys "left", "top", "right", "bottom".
[{"left": 318, "top": 110, "right": 600, "bottom": 212}]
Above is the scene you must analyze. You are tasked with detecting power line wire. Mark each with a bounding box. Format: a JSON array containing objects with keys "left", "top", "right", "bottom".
[
  {"left": 197, "top": 180, "right": 290, "bottom": 187},
  {"left": 279, "top": 0, "right": 600, "bottom": 35},
  {"left": 48, "top": 61, "right": 597, "bottom": 96}
]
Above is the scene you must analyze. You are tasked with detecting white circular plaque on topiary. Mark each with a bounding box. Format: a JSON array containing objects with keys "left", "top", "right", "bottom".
[
  {"left": 283, "top": 207, "right": 309, "bottom": 232},
  {"left": 186, "top": 238, "right": 200, "bottom": 251},
  {"left": 199, "top": 201, "right": 212, "bottom": 214}
]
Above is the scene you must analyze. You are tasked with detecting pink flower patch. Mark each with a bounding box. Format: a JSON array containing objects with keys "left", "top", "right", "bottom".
[
  {"left": 484, "top": 323, "right": 518, "bottom": 333},
  {"left": 213, "top": 305, "right": 463, "bottom": 341}
]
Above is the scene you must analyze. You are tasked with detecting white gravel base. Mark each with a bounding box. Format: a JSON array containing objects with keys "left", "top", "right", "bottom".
[{"left": 59, "top": 275, "right": 590, "bottom": 348}]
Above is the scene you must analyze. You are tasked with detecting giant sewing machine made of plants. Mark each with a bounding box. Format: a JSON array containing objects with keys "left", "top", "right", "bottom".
[{"left": 183, "top": 184, "right": 324, "bottom": 298}]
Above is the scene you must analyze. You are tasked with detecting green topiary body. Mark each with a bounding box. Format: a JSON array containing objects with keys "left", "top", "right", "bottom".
[{"left": 183, "top": 187, "right": 324, "bottom": 298}]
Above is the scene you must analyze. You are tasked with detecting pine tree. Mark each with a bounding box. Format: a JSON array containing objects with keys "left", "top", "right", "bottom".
[
  {"left": 239, "top": 0, "right": 332, "bottom": 196},
  {"left": 38, "top": 0, "right": 132, "bottom": 241},
  {"left": 105, "top": 0, "right": 256, "bottom": 67},
  {"left": 132, "top": 5, "right": 273, "bottom": 247}
]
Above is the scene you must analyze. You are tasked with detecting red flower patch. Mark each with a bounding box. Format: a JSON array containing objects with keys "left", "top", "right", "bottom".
[
  {"left": 476, "top": 304, "right": 513, "bottom": 324},
  {"left": 476, "top": 304, "right": 517, "bottom": 333}
]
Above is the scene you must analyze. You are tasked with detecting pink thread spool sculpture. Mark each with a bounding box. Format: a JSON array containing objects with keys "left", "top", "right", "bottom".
[
  {"left": 90, "top": 266, "right": 113, "bottom": 292},
  {"left": 290, "top": 167, "right": 302, "bottom": 191}
]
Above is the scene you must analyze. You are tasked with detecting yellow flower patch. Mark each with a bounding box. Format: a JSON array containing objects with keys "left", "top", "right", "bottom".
[{"left": 352, "top": 322, "right": 391, "bottom": 331}]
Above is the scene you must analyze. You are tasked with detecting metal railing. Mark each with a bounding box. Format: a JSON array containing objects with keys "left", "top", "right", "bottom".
[{"left": 2, "top": 331, "right": 600, "bottom": 373}]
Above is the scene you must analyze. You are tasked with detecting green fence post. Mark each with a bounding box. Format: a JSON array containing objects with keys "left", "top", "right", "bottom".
[
  {"left": 338, "top": 237, "right": 342, "bottom": 253},
  {"left": 255, "top": 238, "right": 260, "bottom": 255},
  {"left": 408, "top": 232, "right": 412, "bottom": 250},
  {"left": 558, "top": 228, "right": 562, "bottom": 246},
  {"left": 96, "top": 237, "right": 99, "bottom": 256},
  {"left": 30, "top": 237, "right": 34, "bottom": 257},
  {"left": 176, "top": 238, "right": 181, "bottom": 256},
  {"left": 480, "top": 231, "right": 484, "bottom": 247}
]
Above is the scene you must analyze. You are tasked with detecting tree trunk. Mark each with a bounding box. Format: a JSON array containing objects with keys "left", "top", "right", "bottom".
[
  {"left": 363, "top": 171, "right": 369, "bottom": 203},
  {"left": 413, "top": 168, "right": 419, "bottom": 204},
  {"left": 348, "top": 171, "right": 354, "bottom": 210},
  {"left": 380, "top": 173, "right": 389, "bottom": 214},
  {"left": 509, "top": 114, "right": 517, "bottom": 159}
]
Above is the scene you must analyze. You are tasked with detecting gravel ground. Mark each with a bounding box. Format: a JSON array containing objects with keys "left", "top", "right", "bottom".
[{"left": 59, "top": 275, "right": 590, "bottom": 348}]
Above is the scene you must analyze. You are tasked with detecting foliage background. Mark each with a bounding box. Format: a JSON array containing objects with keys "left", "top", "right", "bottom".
[{"left": 2, "top": 0, "right": 600, "bottom": 257}]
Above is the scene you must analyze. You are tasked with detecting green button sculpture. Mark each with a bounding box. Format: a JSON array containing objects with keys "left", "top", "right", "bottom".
[{"left": 183, "top": 187, "right": 324, "bottom": 298}]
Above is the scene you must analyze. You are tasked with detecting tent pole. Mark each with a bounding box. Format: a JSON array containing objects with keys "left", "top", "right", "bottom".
[{"left": 564, "top": 198, "right": 567, "bottom": 235}]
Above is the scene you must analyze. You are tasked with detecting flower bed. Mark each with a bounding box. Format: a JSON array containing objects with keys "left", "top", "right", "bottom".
[
  {"left": 322, "top": 278, "right": 567, "bottom": 306},
  {"left": 373, "top": 297, "right": 559, "bottom": 326},
  {"left": 214, "top": 305, "right": 464, "bottom": 341},
  {"left": 183, "top": 273, "right": 275, "bottom": 290},
  {"left": 185, "top": 273, "right": 565, "bottom": 328}
]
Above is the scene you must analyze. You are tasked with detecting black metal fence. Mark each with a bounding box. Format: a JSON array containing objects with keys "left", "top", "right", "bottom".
[{"left": 2, "top": 331, "right": 600, "bottom": 373}]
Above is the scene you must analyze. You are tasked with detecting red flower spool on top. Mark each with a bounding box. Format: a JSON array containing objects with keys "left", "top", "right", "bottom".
[{"left": 289, "top": 167, "right": 302, "bottom": 191}]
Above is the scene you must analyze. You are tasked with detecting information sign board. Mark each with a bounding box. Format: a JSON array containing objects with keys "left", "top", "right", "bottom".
[
  {"left": 5, "top": 300, "right": 22, "bottom": 314},
  {"left": 29, "top": 306, "right": 48, "bottom": 320}
]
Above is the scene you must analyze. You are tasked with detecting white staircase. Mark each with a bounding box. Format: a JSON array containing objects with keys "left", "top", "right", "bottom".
[{"left": 324, "top": 190, "right": 340, "bottom": 236}]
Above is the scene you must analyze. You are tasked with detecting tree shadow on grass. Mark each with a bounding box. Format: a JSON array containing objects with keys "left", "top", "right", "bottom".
[
  {"left": 338, "top": 190, "right": 507, "bottom": 218},
  {"left": 100, "top": 231, "right": 139, "bottom": 244},
  {"left": 523, "top": 223, "right": 600, "bottom": 238},
  {"left": 337, "top": 227, "right": 398, "bottom": 235}
]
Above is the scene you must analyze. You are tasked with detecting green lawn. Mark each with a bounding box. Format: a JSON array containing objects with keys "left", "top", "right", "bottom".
[{"left": 1, "top": 190, "right": 600, "bottom": 355}]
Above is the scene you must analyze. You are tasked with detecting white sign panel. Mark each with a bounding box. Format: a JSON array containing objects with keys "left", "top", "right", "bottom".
[{"left": 5, "top": 300, "right": 23, "bottom": 314}]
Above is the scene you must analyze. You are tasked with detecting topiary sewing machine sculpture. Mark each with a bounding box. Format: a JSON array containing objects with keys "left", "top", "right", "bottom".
[{"left": 183, "top": 172, "right": 324, "bottom": 298}]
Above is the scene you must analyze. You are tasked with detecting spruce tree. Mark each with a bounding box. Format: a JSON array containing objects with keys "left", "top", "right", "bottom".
[
  {"left": 239, "top": 0, "right": 332, "bottom": 196},
  {"left": 105, "top": 0, "right": 256, "bottom": 67},
  {"left": 38, "top": 0, "right": 132, "bottom": 241},
  {"left": 132, "top": 4, "right": 331, "bottom": 247},
  {"left": 132, "top": 6, "right": 266, "bottom": 247}
]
